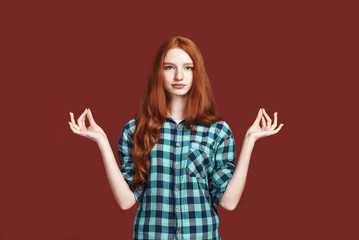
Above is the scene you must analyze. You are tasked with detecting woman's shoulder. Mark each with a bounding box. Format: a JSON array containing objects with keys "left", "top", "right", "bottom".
[
  {"left": 213, "top": 119, "right": 232, "bottom": 130},
  {"left": 197, "top": 119, "right": 234, "bottom": 140},
  {"left": 213, "top": 120, "right": 234, "bottom": 138},
  {"left": 121, "top": 118, "right": 137, "bottom": 136}
]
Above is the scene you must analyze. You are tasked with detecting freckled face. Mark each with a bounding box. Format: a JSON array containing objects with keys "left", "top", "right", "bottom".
[{"left": 163, "top": 48, "right": 194, "bottom": 98}]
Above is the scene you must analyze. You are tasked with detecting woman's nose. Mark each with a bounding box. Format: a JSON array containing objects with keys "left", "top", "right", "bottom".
[{"left": 175, "top": 69, "right": 183, "bottom": 81}]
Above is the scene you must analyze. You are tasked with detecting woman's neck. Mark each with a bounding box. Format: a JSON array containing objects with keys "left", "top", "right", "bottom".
[{"left": 166, "top": 95, "right": 188, "bottom": 120}]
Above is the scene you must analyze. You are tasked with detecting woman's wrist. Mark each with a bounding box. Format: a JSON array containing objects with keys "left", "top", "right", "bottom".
[
  {"left": 96, "top": 133, "right": 109, "bottom": 146},
  {"left": 244, "top": 132, "right": 256, "bottom": 145}
]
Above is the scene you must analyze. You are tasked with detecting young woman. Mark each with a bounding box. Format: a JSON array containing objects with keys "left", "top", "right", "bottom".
[{"left": 68, "top": 36, "right": 284, "bottom": 240}]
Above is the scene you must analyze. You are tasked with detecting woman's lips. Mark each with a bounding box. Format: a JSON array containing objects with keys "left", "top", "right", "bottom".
[{"left": 172, "top": 84, "right": 185, "bottom": 89}]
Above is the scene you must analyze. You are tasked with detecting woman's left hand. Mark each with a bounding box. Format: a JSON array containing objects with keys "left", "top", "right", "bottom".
[{"left": 245, "top": 108, "right": 284, "bottom": 142}]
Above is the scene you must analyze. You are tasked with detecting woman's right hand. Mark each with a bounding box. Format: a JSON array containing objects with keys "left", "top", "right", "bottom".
[{"left": 68, "top": 108, "right": 107, "bottom": 143}]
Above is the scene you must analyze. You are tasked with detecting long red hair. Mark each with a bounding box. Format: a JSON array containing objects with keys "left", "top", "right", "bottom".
[{"left": 131, "top": 36, "right": 222, "bottom": 193}]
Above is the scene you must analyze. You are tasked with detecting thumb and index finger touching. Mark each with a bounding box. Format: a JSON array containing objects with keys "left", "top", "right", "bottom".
[
  {"left": 68, "top": 108, "right": 96, "bottom": 128},
  {"left": 77, "top": 108, "right": 97, "bottom": 127},
  {"left": 86, "top": 108, "right": 96, "bottom": 124}
]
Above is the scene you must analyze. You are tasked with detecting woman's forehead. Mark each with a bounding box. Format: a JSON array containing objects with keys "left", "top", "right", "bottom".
[{"left": 164, "top": 48, "right": 193, "bottom": 64}]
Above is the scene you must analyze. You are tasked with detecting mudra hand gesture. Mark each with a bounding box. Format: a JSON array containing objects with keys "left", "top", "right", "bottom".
[
  {"left": 68, "top": 108, "right": 107, "bottom": 143},
  {"left": 245, "top": 108, "right": 284, "bottom": 142}
]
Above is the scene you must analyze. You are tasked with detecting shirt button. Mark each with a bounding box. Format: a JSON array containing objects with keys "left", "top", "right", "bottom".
[
  {"left": 175, "top": 165, "right": 179, "bottom": 170},
  {"left": 176, "top": 230, "right": 180, "bottom": 234},
  {"left": 175, "top": 187, "right": 178, "bottom": 191},
  {"left": 176, "top": 143, "right": 180, "bottom": 147},
  {"left": 201, "top": 145, "right": 205, "bottom": 149},
  {"left": 177, "top": 125, "right": 181, "bottom": 129},
  {"left": 175, "top": 208, "right": 179, "bottom": 213}
]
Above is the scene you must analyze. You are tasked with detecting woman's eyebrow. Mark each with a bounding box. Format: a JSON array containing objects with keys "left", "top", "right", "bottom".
[{"left": 163, "top": 62, "right": 194, "bottom": 65}]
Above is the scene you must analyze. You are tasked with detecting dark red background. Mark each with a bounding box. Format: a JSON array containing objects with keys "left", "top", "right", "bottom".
[{"left": 2, "top": 0, "right": 358, "bottom": 239}]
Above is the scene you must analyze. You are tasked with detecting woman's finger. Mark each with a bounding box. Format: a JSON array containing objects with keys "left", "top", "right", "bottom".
[
  {"left": 272, "top": 123, "right": 284, "bottom": 134},
  {"left": 270, "top": 112, "right": 278, "bottom": 130},
  {"left": 253, "top": 108, "right": 263, "bottom": 125},
  {"left": 77, "top": 109, "right": 88, "bottom": 129},
  {"left": 257, "top": 123, "right": 284, "bottom": 139},
  {"left": 87, "top": 108, "right": 96, "bottom": 124},
  {"left": 68, "top": 122, "right": 83, "bottom": 135},
  {"left": 81, "top": 109, "right": 88, "bottom": 128},
  {"left": 261, "top": 115, "right": 266, "bottom": 129},
  {"left": 262, "top": 108, "right": 272, "bottom": 127},
  {"left": 70, "top": 112, "right": 80, "bottom": 130}
]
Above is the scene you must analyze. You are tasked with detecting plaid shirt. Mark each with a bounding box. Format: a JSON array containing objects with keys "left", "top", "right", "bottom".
[{"left": 118, "top": 115, "right": 236, "bottom": 240}]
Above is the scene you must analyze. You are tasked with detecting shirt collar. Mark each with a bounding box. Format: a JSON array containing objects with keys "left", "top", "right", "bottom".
[{"left": 166, "top": 114, "right": 185, "bottom": 124}]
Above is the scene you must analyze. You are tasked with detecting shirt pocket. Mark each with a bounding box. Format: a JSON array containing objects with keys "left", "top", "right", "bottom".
[{"left": 186, "top": 142, "right": 213, "bottom": 181}]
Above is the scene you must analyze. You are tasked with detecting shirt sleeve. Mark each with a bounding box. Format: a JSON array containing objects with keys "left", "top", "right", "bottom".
[
  {"left": 209, "top": 124, "right": 236, "bottom": 207},
  {"left": 117, "top": 122, "right": 144, "bottom": 203}
]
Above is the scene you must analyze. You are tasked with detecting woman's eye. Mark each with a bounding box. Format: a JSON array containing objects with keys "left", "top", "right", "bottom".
[
  {"left": 164, "top": 66, "right": 174, "bottom": 70},
  {"left": 185, "top": 66, "right": 193, "bottom": 71}
]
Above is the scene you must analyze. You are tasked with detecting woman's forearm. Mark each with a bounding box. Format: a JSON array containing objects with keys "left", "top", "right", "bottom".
[
  {"left": 220, "top": 135, "right": 256, "bottom": 211},
  {"left": 97, "top": 136, "right": 136, "bottom": 210}
]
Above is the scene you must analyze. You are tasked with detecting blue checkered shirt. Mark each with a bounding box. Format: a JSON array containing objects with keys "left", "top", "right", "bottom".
[{"left": 118, "top": 115, "right": 236, "bottom": 240}]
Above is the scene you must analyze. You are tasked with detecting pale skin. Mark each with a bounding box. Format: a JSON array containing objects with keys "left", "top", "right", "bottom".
[
  {"left": 68, "top": 48, "right": 284, "bottom": 211},
  {"left": 220, "top": 108, "right": 284, "bottom": 211},
  {"left": 69, "top": 108, "right": 137, "bottom": 210}
]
